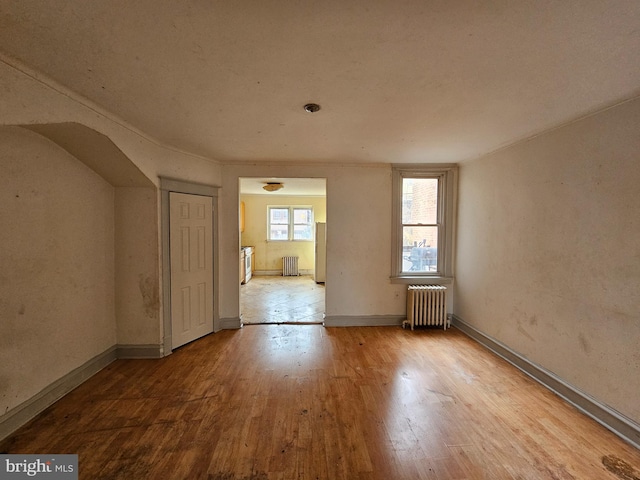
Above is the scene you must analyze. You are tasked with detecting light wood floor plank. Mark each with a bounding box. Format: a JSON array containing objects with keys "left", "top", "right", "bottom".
[{"left": 1, "top": 325, "right": 639, "bottom": 479}]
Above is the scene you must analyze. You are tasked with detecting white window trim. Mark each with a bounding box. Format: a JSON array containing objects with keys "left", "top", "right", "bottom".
[
  {"left": 267, "top": 205, "right": 314, "bottom": 242},
  {"left": 391, "top": 164, "right": 457, "bottom": 284}
]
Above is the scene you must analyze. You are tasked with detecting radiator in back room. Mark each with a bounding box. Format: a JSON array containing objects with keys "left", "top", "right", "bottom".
[
  {"left": 282, "top": 256, "right": 299, "bottom": 276},
  {"left": 405, "top": 285, "right": 448, "bottom": 330}
]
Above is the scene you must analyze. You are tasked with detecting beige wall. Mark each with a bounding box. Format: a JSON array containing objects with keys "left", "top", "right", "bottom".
[
  {"left": 115, "top": 187, "right": 161, "bottom": 345},
  {"left": 455, "top": 97, "right": 640, "bottom": 423},
  {"left": 0, "top": 54, "right": 224, "bottom": 349},
  {"left": 0, "top": 126, "right": 117, "bottom": 414},
  {"left": 240, "top": 194, "right": 326, "bottom": 272}
]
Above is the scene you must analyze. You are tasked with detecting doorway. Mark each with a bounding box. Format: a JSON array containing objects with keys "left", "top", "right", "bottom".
[{"left": 239, "top": 177, "right": 326, "bottom": 325}]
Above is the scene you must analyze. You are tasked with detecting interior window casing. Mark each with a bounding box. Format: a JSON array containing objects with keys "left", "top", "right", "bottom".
[
  {"left": 268, "top": 206, "right": 314, "bottom": 242},
  {"left": 391, "top": 164, "right": 457, "bottom": 284}
]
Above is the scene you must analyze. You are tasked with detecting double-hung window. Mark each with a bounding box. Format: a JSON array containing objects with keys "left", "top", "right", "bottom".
[
  {"left": 268, "top": 206, "right": 313, "bottom": 241},
  {"left": 391, "top": 165, "right": 457, "bottom": 281}
]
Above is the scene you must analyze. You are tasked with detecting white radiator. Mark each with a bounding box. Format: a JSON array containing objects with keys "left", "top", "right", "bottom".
[
  {"left": 405, "top": 285, "right": 448, "bottom": 330},
  {"left": 282, "top": 256, "right": 299, "bottom": 276}
]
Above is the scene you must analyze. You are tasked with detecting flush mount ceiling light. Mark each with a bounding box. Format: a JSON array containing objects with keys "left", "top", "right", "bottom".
[
  {"left": 263, "top": 182, "right": 284, "bottom": 192},
  {"left": 304, "top": 103, "right": 321, "bottom": 113}
]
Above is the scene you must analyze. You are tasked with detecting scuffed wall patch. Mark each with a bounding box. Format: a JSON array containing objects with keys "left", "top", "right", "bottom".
[
  {"left": 138, "top": 274, "right": 159, "bottom": 319},
  {"left": 578, "top": 332, "right": 592, "bottom": 354}
]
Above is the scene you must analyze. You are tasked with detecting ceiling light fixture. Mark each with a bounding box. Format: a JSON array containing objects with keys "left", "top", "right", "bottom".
[
  {"left": 263, "top": 182, "right": 284, "bottom": 192},
  {"left": 304, "top": 103, "right": 321, "bottom": 113}
]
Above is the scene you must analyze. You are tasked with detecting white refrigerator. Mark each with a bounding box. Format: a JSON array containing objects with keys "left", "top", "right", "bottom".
[{"left": 314, "top": 222, "right": 326, "bottom": 283}]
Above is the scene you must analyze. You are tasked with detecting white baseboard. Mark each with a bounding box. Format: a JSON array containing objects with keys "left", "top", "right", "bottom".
[
  {"left": 117, "top": 344, "right": 164, "bottom": 359},
  {"left": 323, "top": 315, "right": 405, "bottom": 327},
  {"left": 452, "top": 315, "right": 640, "bottom": 450},
  {"left": 220, "top": 317, "right": 242, "bottom": 329}
]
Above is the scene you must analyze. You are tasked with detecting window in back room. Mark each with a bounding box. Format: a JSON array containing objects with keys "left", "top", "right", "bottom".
[{"left": 268, "top": 206, "right": 313, "bottom": 241}]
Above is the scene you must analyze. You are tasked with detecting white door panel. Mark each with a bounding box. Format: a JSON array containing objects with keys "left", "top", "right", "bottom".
[{"left": 170, "top": 192, "right": 213, "bottom": 348}]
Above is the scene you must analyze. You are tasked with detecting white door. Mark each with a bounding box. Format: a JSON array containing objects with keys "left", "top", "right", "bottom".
[{"left": 170, "top": 192, "right": 214, "bottom": 349}]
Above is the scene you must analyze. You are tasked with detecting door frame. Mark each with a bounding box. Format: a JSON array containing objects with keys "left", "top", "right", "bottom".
[
  {"left": 238, "top": 176, "right": 327, "bottom": 324},
  {"left": 160, "top": 177, "right": 219, "bottom": 356}
]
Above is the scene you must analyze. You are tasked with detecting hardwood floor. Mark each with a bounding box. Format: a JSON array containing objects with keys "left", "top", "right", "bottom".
[{"left": 1, "top": 325, "right": 639, "bottom": 479}]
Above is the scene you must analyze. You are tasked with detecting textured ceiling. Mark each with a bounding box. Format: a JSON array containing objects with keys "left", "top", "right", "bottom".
[{"left": 1, "top": 1, "right": 639, "bottom": 164}]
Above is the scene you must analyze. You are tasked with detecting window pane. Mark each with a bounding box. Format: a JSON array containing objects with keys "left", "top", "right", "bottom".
[
  {"left": 270, "top": 224, "right": 289, "bottom": 240},
  {"left": 293, "top": 208, "right": 312, "bottom": 224},
  {"left": 402, "top": 178, "right": 438, "bottom": 224},
  {"left": 293, "top": 224, "right": 313, "bottom": 240},
  {"left": 270, "top": 208, "right": 289, "bottom": 224},
  {"left": 402, "top": 226, "right": 438, "bottom": 272}
]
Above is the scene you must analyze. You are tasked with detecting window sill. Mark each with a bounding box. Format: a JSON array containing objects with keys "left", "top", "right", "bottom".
[
  {"left": 267, "top": 239, "right": 313, "bottom": 243},
  {"left": 390, "top": 276, "right": 454, "bottom": 286}
]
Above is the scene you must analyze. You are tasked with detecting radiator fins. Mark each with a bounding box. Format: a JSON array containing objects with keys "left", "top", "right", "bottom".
[
  {"left": 405, "top": 285, "right": 448, "bottom": 330},
  {"left": 282, "top": 256, "right": 299, "bottom": 276}
]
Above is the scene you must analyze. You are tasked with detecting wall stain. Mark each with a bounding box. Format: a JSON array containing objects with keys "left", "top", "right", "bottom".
[
  {"left": 578, "top": 332, "right": 592, "bottom": 354},
  {"left": 517, "top": 323, "right": 535, "bottom": 342},
  {"left": 17, "top": 304, "right": 25, "bottom": 315},
  {"left": 138, "top": 274, "right": 159, "bottom": 319},
  {"left": 528, "top": 315, "right": 538, "bottom": 326},
  {"left": 602, "top": 454, "right": 640, "bottom": 480}
]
